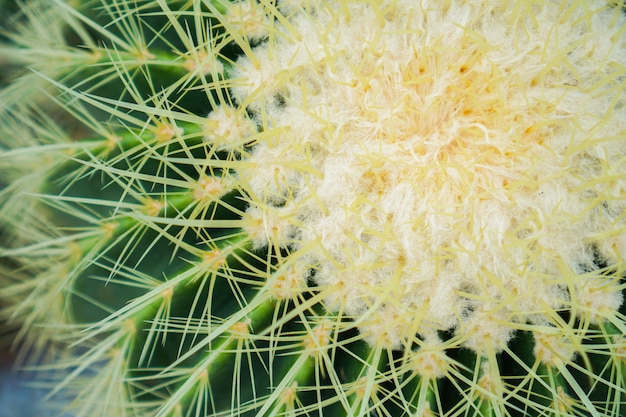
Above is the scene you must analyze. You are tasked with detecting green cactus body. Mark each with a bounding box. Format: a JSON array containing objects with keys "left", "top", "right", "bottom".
[{"left": 1, "top": 1, "right": 625, "bottom": 416}]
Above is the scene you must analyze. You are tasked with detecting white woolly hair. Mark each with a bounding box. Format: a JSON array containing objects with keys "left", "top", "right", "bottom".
[{"left": 223, "top": 0, "right": 626, "bottom": 350}]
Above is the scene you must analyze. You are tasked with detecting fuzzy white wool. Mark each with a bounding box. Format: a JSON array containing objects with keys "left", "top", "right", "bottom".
[
  {"left": 204, "top": 105, "right": 256, "bottom": 149},
  {"left": 224, "top": 0, "right": 270, "bottom": 41},
  {"left": 226, "top": 0, "right": 626, "bottom": 350}
]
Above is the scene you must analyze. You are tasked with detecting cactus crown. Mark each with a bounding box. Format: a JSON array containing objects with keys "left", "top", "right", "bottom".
[{"left": 1, "top": 1, "right": 625, "bottom": 417}]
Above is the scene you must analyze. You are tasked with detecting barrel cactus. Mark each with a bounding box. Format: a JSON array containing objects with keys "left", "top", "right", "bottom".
[{"left": 1, "top": 0, "right": 625, "bottom": 416}]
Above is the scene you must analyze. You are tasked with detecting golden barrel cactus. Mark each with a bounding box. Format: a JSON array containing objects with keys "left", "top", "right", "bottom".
[{"left": 0, "top": 1, "right": 625, "bottom": 416}]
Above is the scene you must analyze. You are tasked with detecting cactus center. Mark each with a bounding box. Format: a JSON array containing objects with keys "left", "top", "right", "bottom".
[{"left": 226, "top": 1, "right": 625, "bottom": 350}]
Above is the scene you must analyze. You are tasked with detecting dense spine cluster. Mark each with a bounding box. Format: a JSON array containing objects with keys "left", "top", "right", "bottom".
[{"left": 0, "top": 1, "right": 625, "bottom": 417}]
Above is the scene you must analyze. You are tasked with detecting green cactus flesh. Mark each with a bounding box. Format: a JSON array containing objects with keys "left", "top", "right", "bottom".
[{"left": 1, "top": 1, "right": 625, "bottom": 417}]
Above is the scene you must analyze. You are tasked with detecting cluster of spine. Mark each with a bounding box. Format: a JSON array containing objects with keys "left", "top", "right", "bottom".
[{"left": 0, "top": 1, "right": 625, "bottom": 417}]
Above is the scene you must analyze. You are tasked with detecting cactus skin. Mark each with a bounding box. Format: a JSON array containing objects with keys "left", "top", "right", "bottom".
[{"left": 1, "top": 1, "right": 626, "bottom": 417}]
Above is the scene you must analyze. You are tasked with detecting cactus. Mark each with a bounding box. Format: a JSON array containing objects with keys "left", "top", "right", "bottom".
[{"left": 1, "top": 0, "right": 625, "bottom": 416}]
